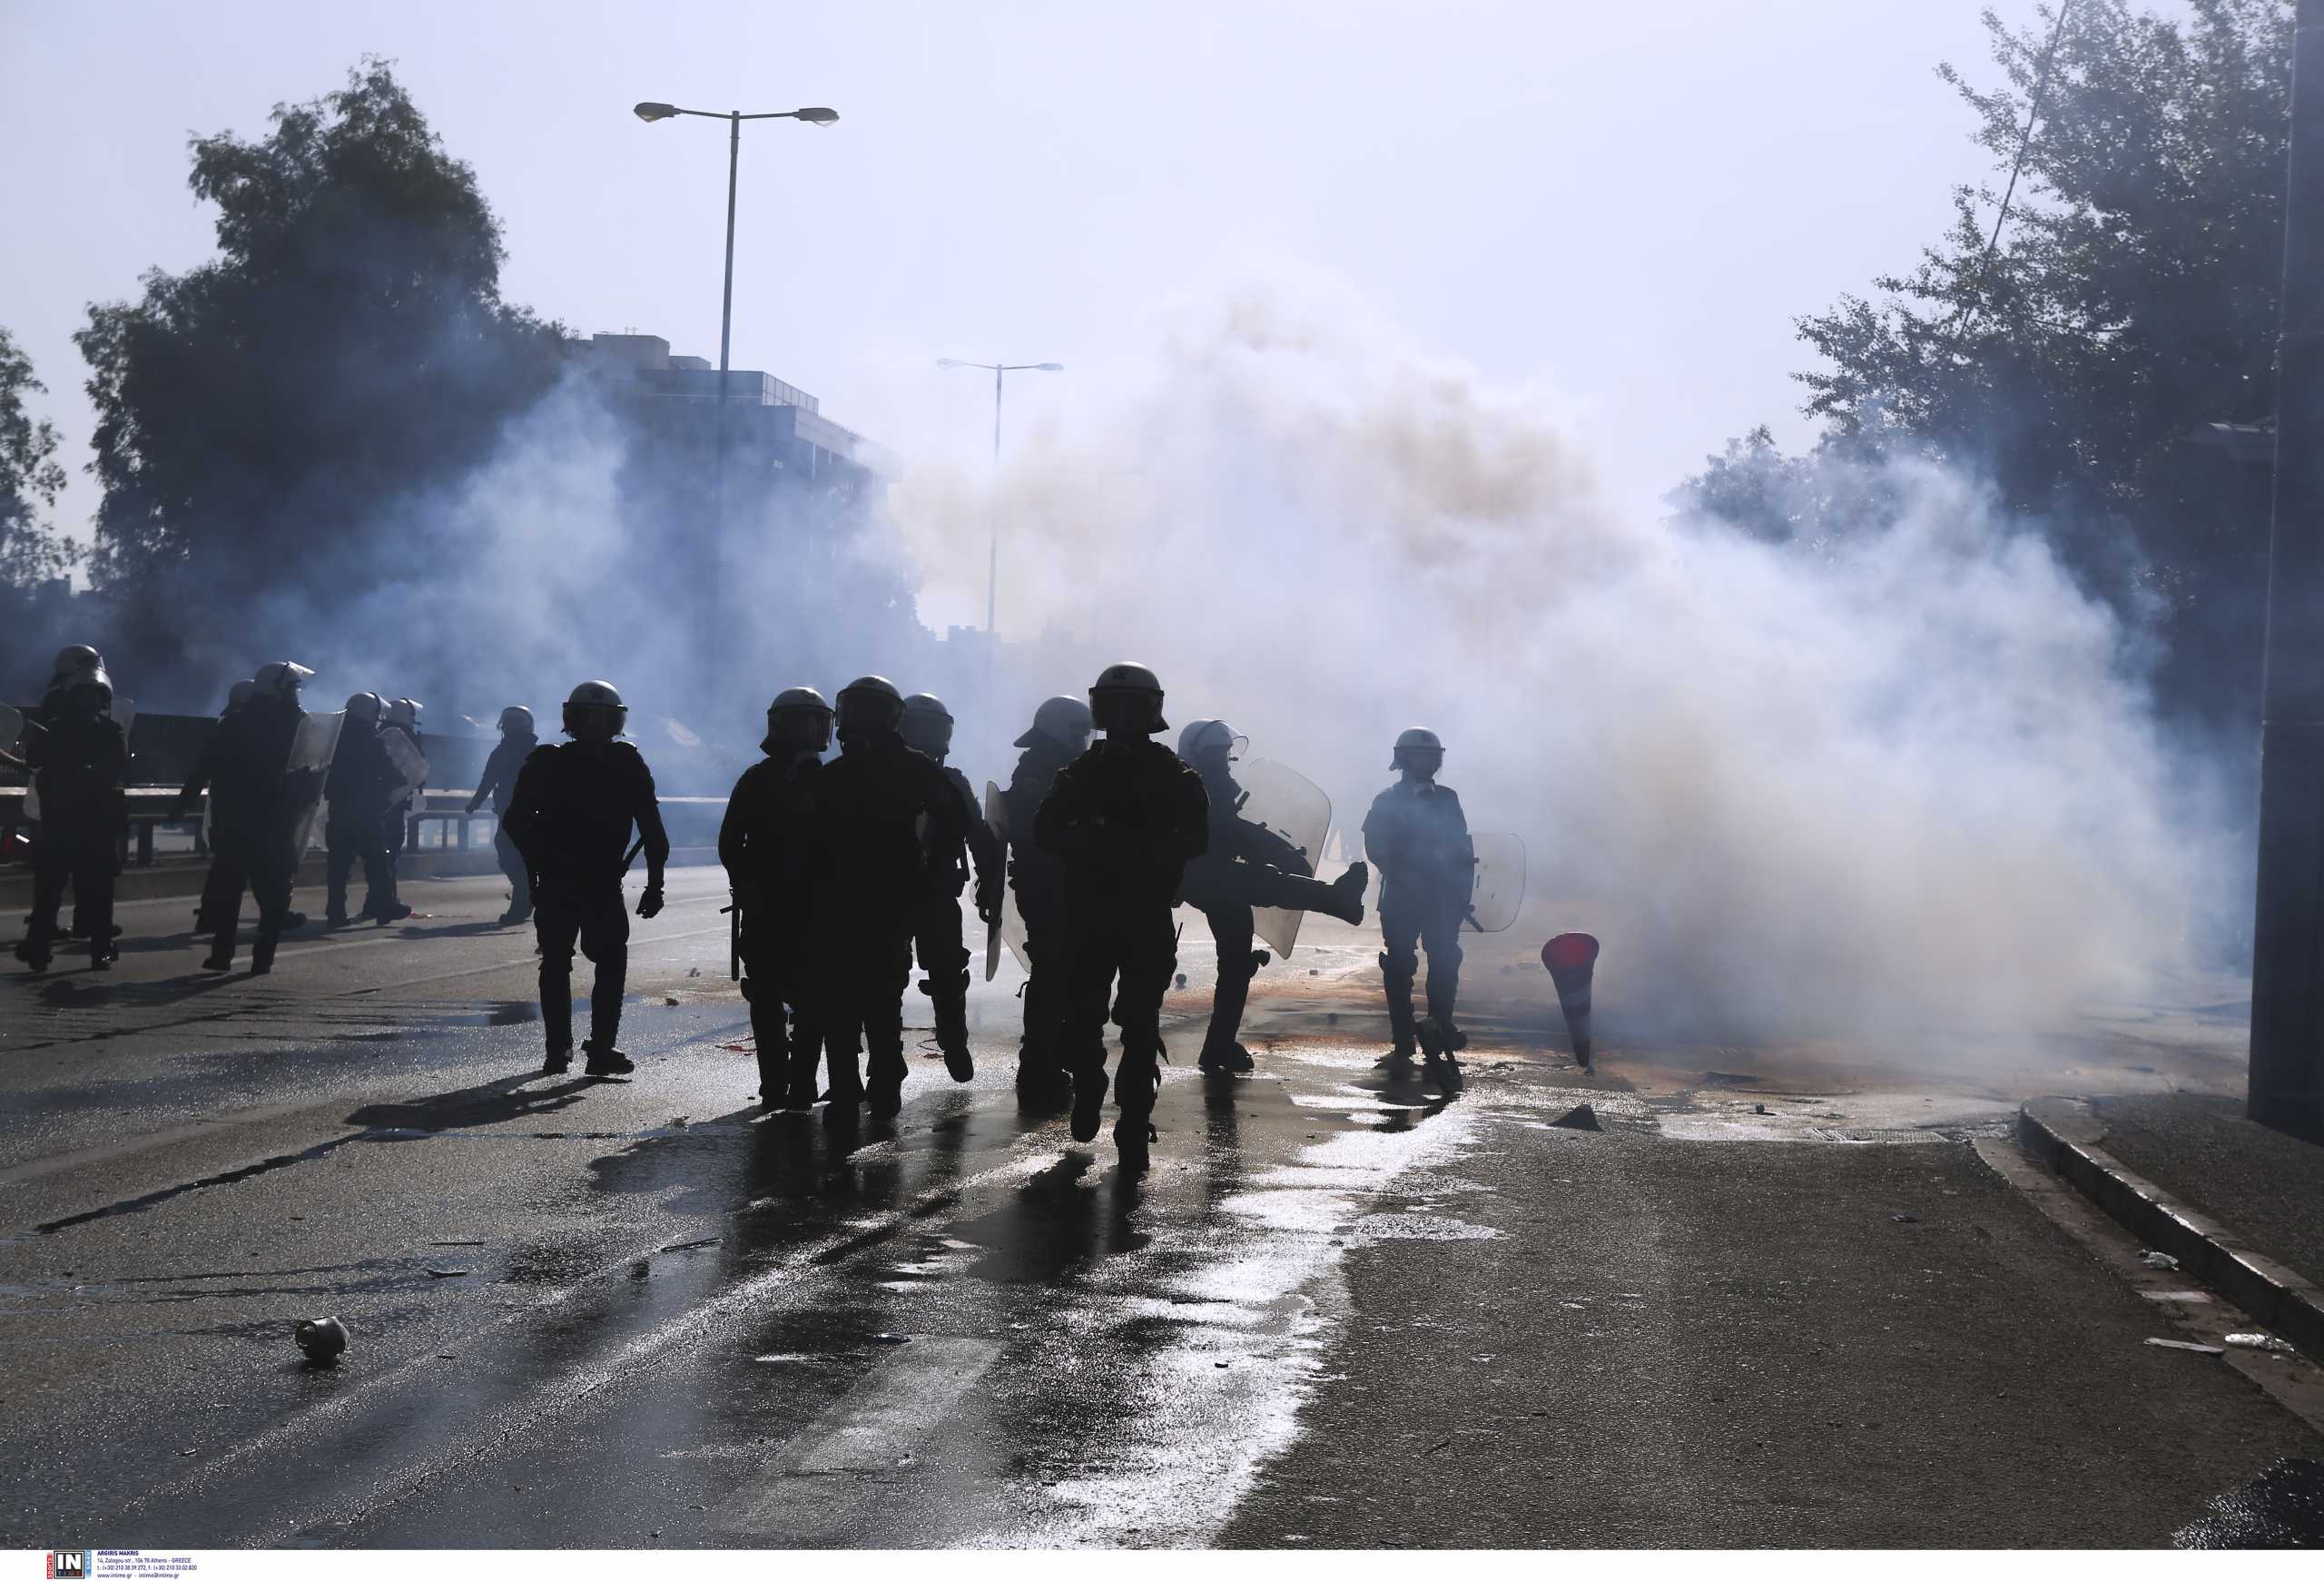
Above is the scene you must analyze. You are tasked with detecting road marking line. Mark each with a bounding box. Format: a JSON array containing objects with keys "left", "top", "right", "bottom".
[{"left": 0, "top": 1102, "right": 336, "bottom": 1188}]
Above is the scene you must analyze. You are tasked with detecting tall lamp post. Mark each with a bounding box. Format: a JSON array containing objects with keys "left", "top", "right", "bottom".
[
  {"left": 938, "top": 358, "right": 1063, "bottom": 635},
  {"left": 634, "top": 101, "right": 837, "bottom": 542}
]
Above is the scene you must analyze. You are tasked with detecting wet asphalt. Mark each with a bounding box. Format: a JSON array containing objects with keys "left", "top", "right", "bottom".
[{"left": 3, "top": 868, "right": 2318, "bottom": 1547}]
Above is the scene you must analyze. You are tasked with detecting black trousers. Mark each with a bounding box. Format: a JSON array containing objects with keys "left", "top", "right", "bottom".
[
  {"left": 739, "top": 914, "right": 822, "bottom": 1100},
  {"left": 208, "top": 828, "right": 293, "bottom": 964},
  {"left": 821, "top": 923, "right": 913, "bottom": 1096},
  {"left": 1061, "top": 899, "right": 1178, "bottom": 1114},
  {"left": 1184, "top": 863, "right": 1345, "bottom": 1058},
  {"left": 1379, "top": 890, "right": 1463, "bottom": 1038},
  {"left": 25, "top": 823, "right": 119, "bottom": 963},
  {"left": 910, "top": 891, "right": 972, "bottom": 1052},
  {"left": 535, "top": 883, "right": 628, "bottom": 1055},
  {"left": 1015, "top": 886, "right": 1069, "bottom": 1074},
  {"left": 326, "top": 813, "right": 395, "bottom": 919},
  {"left": 493, "top": 828, "right": 531, "bottom": 920}
]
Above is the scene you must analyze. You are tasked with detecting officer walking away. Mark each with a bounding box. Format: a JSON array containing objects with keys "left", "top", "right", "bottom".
[
  {"left": 502, "top": 681, "right": 669, "bottom": 1078},
  {"left": 381, "top": 697, "right": 425, "bottom": 869},
  {"left": 900, "top": 692, "right": 1002, "bottom": 1082},
  {"left": 1363, "top": 727, "right": 1474, "bottom": 1092},
  {"left": 324, "top": 694, "right": 407, "bottom": 926},
  {"left": 191, "top": 660, "right": 316, "bottom": 973},
  {"left": 182, "top": 678, "right": 261, "bottom": 940},
  {"left": 1175, "top": 718, "right": 1368, "bottom": 1074},
  {"left": 1034, "top": 663, "right": 1208, "bottom": 1173},
  {"left": 468, "top": 705, "right": 538, "bottom": 925},
  {"left": 1000, "top": 694, "right": 1093, "bottom": 1107},
  {"left": 720, "top": 687, "right": 832, "bottom": 1110},
  {"left": 32, "top": 646, "right": 124, "bottom": 951},
  {"left": 812, "top": 676, "right": 967, "bottom": 1121},
  {"left": 15, "top": 656, "right": 129, "bottom": 973}
]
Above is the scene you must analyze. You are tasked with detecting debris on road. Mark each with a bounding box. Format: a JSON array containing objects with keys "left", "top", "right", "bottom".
[
  {"left": 293, "top": 1316, "right": 349, "bottom": 1363},
  {"left": 686, "top": 967, "right": 700, "bottom": 977},
  {"left": 659, "top": 1237, "right": 720, "bottom": 1254},
  {"left": 2141, "top": 1250, "right": 2181, "bottom": 1270},
  {"left": 1891, "top": 1213, "right": 1919, "bottom": 1224},
  {"left": 871, "top": 1332, "right": 911, "bottom": 1346},
  {"left": 2144, "top": 1338, "right": 2225, "bottom": 1356},
  {"left": 2224, "top": 1332, "right": 2296, "bottom": 1353},
  {"left": 424, "top": 1267, "right": 469, "bottom": 1279},
  {"left": 663, "top": 995, "right": 680, "bottom": 1005},
  {"left": 1550, "top": 1103, "right": 1601, "bottom": 1131}
]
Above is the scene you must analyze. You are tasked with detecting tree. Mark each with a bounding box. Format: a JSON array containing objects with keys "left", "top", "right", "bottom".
[
  {"left": 0, "top": 327, "right": 75, "bottom": 589},
  {"left": 75, "top": 58, "right": 564, "bottom": 643},
  {"left": 1680, "top": 1, "right": 2290, "bottom": 722}
]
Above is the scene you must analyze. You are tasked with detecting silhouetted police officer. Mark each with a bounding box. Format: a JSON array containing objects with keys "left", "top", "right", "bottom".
[
  {"left": 1001, "top": 694, "right": 1093, "bottom": 1106},
  {"left": 468, "top": 705, "right": 538, "bottom": 926},
  {"left": 198, "top": 660, "right": 316, "bottom": 974},
  {"left": 503, "top": 680, "right": 669, "bottom": 1078},
  {"left": 1364, "top": 727, "right": 1474, "bottom": 1093},
  {"left": 16, "top": 658, "right": 129, "bottom": 973},
  {"left": 721, "top": 687, "right": 832, "bottom": 1110},
  {"left": 183, "top": 678, "right": 258, "bottom": 941},
  {"left": 900, "top": 692, "right": 1002, "bottom": 1082},
  {"left": 1175, "top": 718, "right": 1368, "bottom": 1074},
  {"left": 812, "top": 676, "right": 967, "bottom": 1121},
  {"left": 325, "top": 693, "right": 405, "bottom": 926},
  {"left": 1034, "top": 662, "right": 1208, "bottom": 1172}
]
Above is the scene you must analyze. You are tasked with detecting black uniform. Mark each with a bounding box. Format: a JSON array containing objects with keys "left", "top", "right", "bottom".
[
  {"left": 19, "top": 704, "right": 129, "bottom": 970},
  {"left": 1177, "top": 761, "right": 1351, "bottom": 1065},
  {"left": 503, "top": 740, "right": 670, "bottom": 1063},
  {"left": 202, "top": 692, "right": 309, "bottom": 970},
  {"left": 1002, "top": 736, "right": 1078, "bottom": 1089},
  {"left": 812, "top": 731, "right": 965, "bottom": 1112},
  {"left": 719, "top": 746, "right": 825, "bottom": 1107},
  {"left": 382, "top": 720, "right": 423, "bottom": 860},
  {"left": 1363, "top": 779, "right": 1472, "bottom": 1044},
  {"left": 325, "top": 722, "right": 401, "bottom": 923},
  {"left": 468, "top": 730, "right": 537, "bottom": 921},
  {"left": 911, "top": 761, "right": 1002, "bottom": 1063},
  {"left": 1034, "top": 739, "right": 1207, "bottom": 1127},
  {"left": 179, "top": 709, "right": 242, "bottom": 939}
]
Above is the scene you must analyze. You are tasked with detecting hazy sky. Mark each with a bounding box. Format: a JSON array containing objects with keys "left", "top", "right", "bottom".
[{"left": 3, "top": 0, "right": 2054, "bottom": 598}]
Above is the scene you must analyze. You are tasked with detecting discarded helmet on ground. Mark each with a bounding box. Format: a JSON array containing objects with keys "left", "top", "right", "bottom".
[
  {"left": 1016, "top": 695, "right": 1094, "bottom": 752},
  {"left": 765, "top": 686, "right": 833, "bottom": 753},
  {"left": 1391, "top": 726, "right": 1444, "bottom": 772},
  {"left": 498, "top": 705, "right": 536, "bottom": 736},
  {"left": 835, "top": 675, "right": 906, "bottom": 736},
  {"left": 563, "top": 679, "right": 628, "bottom": 740},
  {"left": 345, "top": 692, "right": 384, "bottom": 726},
  {"left": 293, "top": 1316, "right": 349, "bottom": 1363},
  {"left": 1089, "top": 661, "right": 1167, "bottom": 734},
  {"left": 901, "top": 692, "right": 955, "bottom": 757},
  {"left": 1177, "top": 718, "right": 1247, "bottom": 766},
  {"left": 252, "top": 661, "right": 315, "bottom": 702}
]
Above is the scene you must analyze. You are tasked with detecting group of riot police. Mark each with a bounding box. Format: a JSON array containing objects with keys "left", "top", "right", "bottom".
[{"left": 9, "top": 647, "right": 1485, "bottom": 1175}]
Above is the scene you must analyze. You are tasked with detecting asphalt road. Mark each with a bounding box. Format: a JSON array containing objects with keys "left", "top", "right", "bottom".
[{"left": 2, "top": 867, "right": 2316, "bottom": 1547}]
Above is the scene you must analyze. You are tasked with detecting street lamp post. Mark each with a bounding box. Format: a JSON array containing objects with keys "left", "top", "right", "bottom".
[
  {"left": 634, "top": 101, "right": 837, "bottom": 548},
  {"left": 937, "top": 358, "right": 1064, "bottom": 634}
]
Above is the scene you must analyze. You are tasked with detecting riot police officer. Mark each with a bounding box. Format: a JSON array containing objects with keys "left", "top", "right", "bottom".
[
  {"left": 1175, "top": 718, "right": 1369, "bottom": 1073},
  {"left": 1000, "top": 694, "right": 1093, "bottom": 1106},
  {"left": 899, "top": 692, "right": 1002, "bottom": 1082},
  {"left": 181, "top": 677, "right": 261, "bottom": 945},
  {"left": 324, "top": 693, "right": 406, "bottom": 926},
  {"left": 720, "top": 687, "right": 832, "bottom": 1110},
  {"left": 812, "top": 676, "right": 968, "bottom": 1121},
  {"left": 468, "top": 705, "right": 539, "bottom": 925},
  {"left": 1363, "top": 727, "right": 1474, "bottom": 1092},
  {"left": 15, "top": 658, "right": 129, "bottom": 973},
  {"left": 380, "top": 697, "right": 426, "bottom": 885},
  {"left": 198, "top": 660, "right": 317, "bottom": 974},
  {"left": 502, "top": 681, "right": 670, "bottom": 1078},
  {"left": 1034, "top": 663, "right": 1208, "bottom": 1173}
]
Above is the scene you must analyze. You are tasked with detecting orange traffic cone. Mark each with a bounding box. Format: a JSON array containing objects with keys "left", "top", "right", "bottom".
[{"left": 1541, "top": 933, "right": 1599, "bottom": 1071}]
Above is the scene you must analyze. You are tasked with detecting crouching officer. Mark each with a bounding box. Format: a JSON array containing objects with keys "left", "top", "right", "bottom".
[
  {"left": 1363, "top": 727, "right": 1474, "bottom": 1092},
  {"left": 720, "top": 687, "right": 831, "bottom": 1110},
  {"left": 503, "top": 681, "right": 669, "bottom": 1078},
  {"left": 468, "top": 705, "right": 539, "bottom": 925},
  {"left": 1034, "top": 663, "right": 1208, "bottom": 1172},
  {"left": 16, "top": 657, "right": 129, "bottom": 973},
  {"left": 900, "top": 693, "right": 1002, "bottom": 1082},
  {"left": 812, "top": 676, "right": 967, "bottom": 1120},
  {"left": 1001, "top": 695, "right": 1092, "bottom": 1106},
  {"left": 1176, "top": 718, "right": 1368, "bottom": 1074}
]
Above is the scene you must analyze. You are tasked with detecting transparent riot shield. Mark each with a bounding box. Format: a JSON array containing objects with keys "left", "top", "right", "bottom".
[
  {"left": 284, "top": 709, "right": 348, "bottom": 864},
  {"left": 1465, "top": 831, "right": 1527, "bottom": 933},
  {"left": 1237, "top": 758, "right": 1334, "bottom": 958},
  {"left": 382, "top": 730, "right": 428, "bottom": 802},
  {"left": 984, "top": 780, "right": 1030, "bottom": 978}
]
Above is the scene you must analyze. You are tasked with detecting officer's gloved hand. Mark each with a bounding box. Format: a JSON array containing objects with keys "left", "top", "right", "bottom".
[{"left": 636, "top": 883, "right": 665, "bottom": 920}]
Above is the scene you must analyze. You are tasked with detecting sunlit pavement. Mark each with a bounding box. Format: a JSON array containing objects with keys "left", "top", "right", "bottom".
[{"left": 3, "top": 868, "right": 2315, "bottom": 1546}]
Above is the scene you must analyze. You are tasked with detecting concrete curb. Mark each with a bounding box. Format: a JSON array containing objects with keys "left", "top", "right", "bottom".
[{"left": 2018, "top": 1097, "right": 2324, "bottom": 1368}]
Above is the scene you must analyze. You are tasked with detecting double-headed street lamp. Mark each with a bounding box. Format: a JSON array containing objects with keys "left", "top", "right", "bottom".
[
  {"left": 937, "top": 358, "right": 1064, "bottom": 635},
  {"left": 634, "top": 100, "right": 838, "bottom": 538}
]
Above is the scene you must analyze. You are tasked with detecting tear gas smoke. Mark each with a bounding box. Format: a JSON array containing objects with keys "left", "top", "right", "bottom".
[{"left": 892, "top": 272, "right": 2236, "bottom": 1045}]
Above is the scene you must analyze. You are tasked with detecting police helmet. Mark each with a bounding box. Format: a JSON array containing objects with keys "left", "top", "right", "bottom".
[
  {"left": 224, "top": 679, "right": 256, "bottom": 716},
  {"left": 563, "top": 679, "right": 628, "bottom": 739},
  {"left": 253, "top": 661, "right": 315, "bottom": 701},
  {"left": 900, "top": 692, "right": 954, "bottom": 756},
  {"left": 1016, "top": 695, "right": 1094, "bottom": 752},
  {"left": 835, "top": 675, "right": 906, "bottom": 735},
  {"left": 1089, "top": 661, "right": 1167, "bottom": 734},
  {"left": 1391, "top": 726, "right": 1444, "bottom": 772},
  {"left": 765, "top": 686, "right": 833, "bottom": 753},
  {"left": 1177, "top": 718, "right": 1248, "bottom": 766},
  {"left": 386, "top": 698, "right": 421, "bottom": 730},
  {"left": 499, "top": 705, "right": 536, "bottom": 736},
  {"left": 345, "top": 692, "right": 384, "bottom": 726}
]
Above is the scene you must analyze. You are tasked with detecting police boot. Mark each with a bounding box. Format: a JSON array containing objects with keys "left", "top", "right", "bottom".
[
  {"left": 1198, "top": 1037, "right": 1255, "bottom": 1075},
  {"left": 935, "top": 970, "right": 974, "bottom": 1083},
  {"left": 1418, "top": 1017, "right": 1464, "bottom": 1095},
  {"left": 1113, "top": 1049, "right": 1162, "bottom": 1174},
  {"left": 1069, "top": 1058, "right": 1111, "bottom": 1144},
  {"left": 824, "top": 1042, "right": 866, "bottom": 1119},
  {"left": 583, "top": 1042, "right": 636, "bottom": 1078},
  {"left": 1325, "top": 861, "right": 1369, "bottom": 925},
  {"left": 14, "top": 932, "right": 51, "bottom": 974},
  {"left": 249, "top": 931, "right": 281, "bottom": 976},
  {"left": 867, "top": 1052, "right": 907, "bottom": 1119},
  {"left": 203, "top": 940, "right": 235, "bottom": 972}
]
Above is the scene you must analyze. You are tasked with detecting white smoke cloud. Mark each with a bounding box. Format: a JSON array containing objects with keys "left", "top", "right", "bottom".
[{"left": 891, "top": 269, "right": 2231, "bottom": 1043}]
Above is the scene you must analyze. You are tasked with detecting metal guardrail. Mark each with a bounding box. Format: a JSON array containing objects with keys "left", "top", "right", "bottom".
[{"left": 0, "top": 788, "right": 730, "bottom": 867}]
